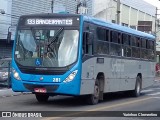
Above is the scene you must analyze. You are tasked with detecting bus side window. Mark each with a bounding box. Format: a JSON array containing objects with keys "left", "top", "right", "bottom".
[{"left": 83, "top": 32, "right": 93, "bottom": 55}]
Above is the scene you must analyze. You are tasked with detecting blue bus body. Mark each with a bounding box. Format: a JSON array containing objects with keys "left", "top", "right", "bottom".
[
  {"left": 11, "top": 13, "right": 155, "bottom": 104},
  {"left": 12, "top": 14, "right": 84, "bottom": 96}
]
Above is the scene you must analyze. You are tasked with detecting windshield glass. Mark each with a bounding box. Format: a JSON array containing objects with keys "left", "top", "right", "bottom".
[{"left": 14, "top": 28, "right": 79, "bottom": 67}]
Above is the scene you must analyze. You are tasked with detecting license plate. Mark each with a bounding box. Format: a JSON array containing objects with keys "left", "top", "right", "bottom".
[{"left": 34, "top": 88, "right": 47, "bottom": 93}]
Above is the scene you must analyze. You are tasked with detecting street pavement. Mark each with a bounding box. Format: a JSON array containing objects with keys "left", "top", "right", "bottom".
[
  {"left": 0, "top": 78, "right": 160, "bottom": 120},
  {"left": 0, "top": 88, "right": 22, "bottom": 98}
]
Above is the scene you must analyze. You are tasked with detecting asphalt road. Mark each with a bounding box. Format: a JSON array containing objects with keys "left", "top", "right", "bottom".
[{"left": 1, "top": 80, "right": 160, "bottom": 120}]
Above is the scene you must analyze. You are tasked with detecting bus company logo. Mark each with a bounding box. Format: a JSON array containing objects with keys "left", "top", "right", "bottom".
[
  {"left": 39, "top": 76, "right": 44, "bottom": 81},
  {"left": 2, "top": 112, "right": 11, "bottom": 117}
]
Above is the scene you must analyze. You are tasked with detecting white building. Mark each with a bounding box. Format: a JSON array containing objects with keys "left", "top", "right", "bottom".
[
  {"left": 0, "top": 0, "right": 12, "bottom": 58},
  {"left": 0, "top": 0, "right": 12, "bottom": 40},
  {"left": 93, "top": 0, "right": 156, "bottom": 33}
]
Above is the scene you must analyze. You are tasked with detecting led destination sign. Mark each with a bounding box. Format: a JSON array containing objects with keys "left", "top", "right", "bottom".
[{"left": 26, "top": 19, "right": 73, "bottom": 25}]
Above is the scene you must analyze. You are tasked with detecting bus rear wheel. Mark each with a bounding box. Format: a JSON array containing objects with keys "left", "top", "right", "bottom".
[
  {"left": 35, "top": 94, "right": 49, "bottom": 102},
  {"left": 86, "top": 80, "right": 100, "bottom": 105},
  {"left": 131, "top": 76, "right": 141, "bottom": 97}
]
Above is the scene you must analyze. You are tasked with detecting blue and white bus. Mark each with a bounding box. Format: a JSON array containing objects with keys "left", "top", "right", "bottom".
[{"left": 11, "top": 13, "right": 155, "bottom": 105}]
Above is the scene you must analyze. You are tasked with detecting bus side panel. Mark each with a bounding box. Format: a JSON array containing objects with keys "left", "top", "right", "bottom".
[
  {"left": 141, "top": 61, "right": 155, "bottom": 89},
  {"left": 80, "top": 57, "right": 155, "bottom": 95},
  {"left": 118, "top": 59, "right": 155, "bottom": 91},
  {"left": 119, "top": 59, "right": 139, "bottom": 91},
  {"left": 80, "top": 58, "right": 95, "bottom": 95},
  {"left": 80, "top": 57, "right": 121, "bottom": 95}
]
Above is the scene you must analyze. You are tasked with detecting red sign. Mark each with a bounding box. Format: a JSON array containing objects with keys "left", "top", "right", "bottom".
[
  {"left": 156, "top": 63, "right": 160, "bottom": 72},
  {"left": 34, "top": 88, "right": 47, "bottom": 93}
]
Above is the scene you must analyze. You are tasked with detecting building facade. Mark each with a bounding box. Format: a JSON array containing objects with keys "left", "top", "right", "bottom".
[
  {"left": 93, "top": 0, "right": 156, "bottom": 34},
  {"left": 0, "top": 0, "right": 12, "bottom": 58}
]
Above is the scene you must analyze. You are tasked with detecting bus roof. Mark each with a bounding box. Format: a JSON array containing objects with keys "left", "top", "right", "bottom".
[
  {"left": 19, "top": 13, "right": 155, "bottom": 40},
  {"left": 83, "top": 16, "right": 155, "bottom": 40}
]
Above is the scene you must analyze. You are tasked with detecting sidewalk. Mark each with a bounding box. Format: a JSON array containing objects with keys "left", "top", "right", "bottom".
[
  {"left": 155, "top": 76, "right": 160, "bottom": 81},
  {"left": 0, "top": 88, "right": 22, "bottom": 98}
]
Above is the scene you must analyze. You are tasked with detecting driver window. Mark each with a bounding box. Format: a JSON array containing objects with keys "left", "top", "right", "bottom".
[
  {"left": 83, "top": 32, "right": 93, "bottom": 55},
  {"left": 19, "top": 30, "right": 36, "bottom": 52}
]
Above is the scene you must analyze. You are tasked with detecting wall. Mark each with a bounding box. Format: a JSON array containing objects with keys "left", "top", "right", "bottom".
[
  {"left": 93, "top": 0, "right": 116, "bottom": 22},
  {"left": 11, "top": 0, "right": 52, "bottom": 25},
  {"left": 93, "top": 0, "right": 156, "bottom": 33},
  {"left": 11, "top": 0, "right": 93, "bottom": 25},
  {"left": 0, "top": 0, "right": 12, "bottom": 40},
  {"left": 121, "top": 0, "right": 156, "bottom": 16}
]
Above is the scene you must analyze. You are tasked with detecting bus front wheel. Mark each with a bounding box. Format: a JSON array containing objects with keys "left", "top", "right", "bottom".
[
  {"left": 35, "top": 94, "right": 49, "bottom": 102},
  {"left": 86, "top": 80, "right": 100, "bottom": 105}
]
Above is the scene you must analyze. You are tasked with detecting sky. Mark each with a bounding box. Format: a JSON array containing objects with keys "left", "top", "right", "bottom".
[
  {"left": 143, "top": 0, "right": 160, "bottom": 8},
  {"left": 143, "top": 0, "right": 160, "bottom": 17}
]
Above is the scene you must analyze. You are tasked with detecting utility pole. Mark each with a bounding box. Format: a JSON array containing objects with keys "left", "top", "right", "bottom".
[
  {"left": 116, "top": 0, "right": 120, "bottom": 24},
  {"left": 51, "top": 0, "right": 54, "bottom": 13},
  {"left": 155, "top": 7, "right": 158, "bottom": 40}
]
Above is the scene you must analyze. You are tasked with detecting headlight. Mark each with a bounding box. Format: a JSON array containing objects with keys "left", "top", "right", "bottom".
[
  {"left": 63, "top": 70, "right": 78, "bottom": 83},
  {"left": 12, "top": 68, "right": 21, "bottom": 80}
]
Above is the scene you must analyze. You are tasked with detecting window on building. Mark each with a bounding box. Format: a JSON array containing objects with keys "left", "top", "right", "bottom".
[
  {"left": 112, "top": 20, "right": 116, "bottom": 23},
  {"left": 122, "top": 23, "right": 128, "bottom": 27},
  {"left": 130, "top": 25, "right": 136, "bottom": 29}
]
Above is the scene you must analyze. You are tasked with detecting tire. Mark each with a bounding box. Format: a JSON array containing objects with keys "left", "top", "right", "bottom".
[
  {"left": 86, "top": 80, "right": 100, "bottom": 105},
  {"left": 131, "top": 76, "right": 141, "bottom": 97},
  {"left": 35, "top": 94, "right": 49, "bottom": 103}
]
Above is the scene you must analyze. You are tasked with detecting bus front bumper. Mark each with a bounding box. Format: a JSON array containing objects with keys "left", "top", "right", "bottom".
[{"left": 12, "top": 78, "right": 80, "bottom": 95}]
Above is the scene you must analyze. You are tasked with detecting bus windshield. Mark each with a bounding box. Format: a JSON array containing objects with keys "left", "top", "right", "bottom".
[{"left": 14, "top": 28, "right": 79, "bottom": 67}]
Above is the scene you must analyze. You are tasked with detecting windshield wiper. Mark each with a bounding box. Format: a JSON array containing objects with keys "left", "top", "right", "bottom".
[{"left": 47, "top": 28, "right": 64, "bottom": 47}]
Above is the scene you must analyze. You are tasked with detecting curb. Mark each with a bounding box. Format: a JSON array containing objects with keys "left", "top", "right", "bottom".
[{"left": 0, "top": 89, "right": 25, "bottom": 98}]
